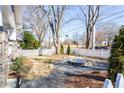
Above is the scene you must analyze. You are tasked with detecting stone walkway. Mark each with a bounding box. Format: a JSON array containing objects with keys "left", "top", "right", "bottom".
[{"left": 20, "top": 58, "right": 108, "bottom": 88}]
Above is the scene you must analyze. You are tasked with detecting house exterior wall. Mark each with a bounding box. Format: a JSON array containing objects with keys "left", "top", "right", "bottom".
[{"left": 0, "top": 5, "right": 22, "bottom": 88}]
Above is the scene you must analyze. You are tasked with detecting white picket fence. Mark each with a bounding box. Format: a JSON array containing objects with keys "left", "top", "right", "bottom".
[
  {"left": 18, "top": 48, "right": 110, "bottom": 59},
  {"left": 103, "top": 73, "right": 124, "bottom": 88},
  {"left": 18, "top": 48, "right": 55, "bottom": 57},
  {"left": 71, "top": 48, "right": 110, "bottom": 59}
]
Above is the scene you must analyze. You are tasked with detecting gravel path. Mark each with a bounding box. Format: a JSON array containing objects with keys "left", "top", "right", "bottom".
[{"left": 20, "top": 59, "right": 108, "bottom": 88}]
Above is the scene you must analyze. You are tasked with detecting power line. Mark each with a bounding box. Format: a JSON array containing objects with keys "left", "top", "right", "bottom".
[
  {"left": 65, "top": 28, "right": 86, "bottom": 35},
  {"left": 113, "top": 19, "right": 124, "bottom": 23},
  {"left": 98, "top": 10, "right": 124, "bottom": 22},
  {"left": 63, "top": 6, "right": 118, "bottom": 35},
  {"left": 98, "top": 14, "right": 124, "bottom": 25},
  {"left": 101, "top": 6, "right": 122, "bottom": 16},
  {"left": 66, "top": 14, "right": 124, "bottom": 35},
  {"left": 64, "top": 26, "right": 86, "bottom": 35},
  {"left": 64, "top": 9, "right": 124, "bottom": 35},
  {"left": 63, "top": 6, "right": 124, "bottom": 38},
  {"left": 65, "top": 8, "right": 124, "bottom": 35},
  {"left": 64, "top": 26, "right": 84, "bottom": 33}
]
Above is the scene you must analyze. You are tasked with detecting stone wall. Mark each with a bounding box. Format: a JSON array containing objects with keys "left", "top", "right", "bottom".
[
  {"left": 0, "top": 34, "right": 19, "bottom": 88},
  {"left": 0, "top": 32, "right": 9, "bottom": 88},
  {"left": 0, "top": 5, "right": 22, "bottom": 88}
]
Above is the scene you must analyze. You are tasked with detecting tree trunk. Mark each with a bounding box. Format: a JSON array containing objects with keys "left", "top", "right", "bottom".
[
  {"left": 56, "top": 44, "right": 60, "bottom": 55},
  {"left": 86, "top": 38, "right": 90, "bottom": 49},
  {"left": 53, "top": 38, "right": 60, "bottom": 55},
  {"left": 81, "top": 6, "right": 100, "bottom": 49},
  {"left": 85, "top": 27, "right": 93, "bottom": 49},
  {"left": 86, "top": 30, "right": 91, "bottom": 49},
  {"left": 16, "top": 74, "right": 21, "bottom": 88},
  {"left": 54, "top": 42, "right": 60, "bottom": 55}
]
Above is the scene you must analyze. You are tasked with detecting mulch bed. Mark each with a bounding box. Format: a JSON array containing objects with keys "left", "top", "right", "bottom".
[{"left": 65, "top": 71, "right": 108, "bottom": 88}]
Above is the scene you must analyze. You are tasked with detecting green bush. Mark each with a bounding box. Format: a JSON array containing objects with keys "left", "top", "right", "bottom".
[
  {"left": 20, "top": 31, "right": 40, "bottom": 49},
  {"left": 67, "top": 44, "right": 70, "bottom": 55},
  {"left": 11, "top": 57, "right": 24, "bottom": 88},
  {"left": 33, "top": 40, "right": 40, "bottom": 49},
  {"left": 60, "top": 44, "right": 64, "bottom": 54},
  {"left": 10, "top": 56, "right": 31, "bottom": 87},
  {"left": 11, "top": 57, "right": 24, "bottom": 75},
  {"left": 19, "top": 42, "right": 25, "bottom": 49},
  {"left": 108, "top": 26, "right": 124, "bottom": 81}
]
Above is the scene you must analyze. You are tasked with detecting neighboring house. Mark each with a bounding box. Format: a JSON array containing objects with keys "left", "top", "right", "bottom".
[{"left": 102, "top": 41, "right": 107, "bottom": 46}]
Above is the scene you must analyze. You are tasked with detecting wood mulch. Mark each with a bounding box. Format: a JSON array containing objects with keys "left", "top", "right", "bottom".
[{"left": 65, "top": 71, "right": 108, "bottom": 88}]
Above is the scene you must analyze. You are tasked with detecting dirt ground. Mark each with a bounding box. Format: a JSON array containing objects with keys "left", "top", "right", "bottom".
[
  {"left": 22, "top": 55, "right": 83, "bottom": 80},
  {"left": 9, "top": 55, "right": 108, "bottom": 88}
]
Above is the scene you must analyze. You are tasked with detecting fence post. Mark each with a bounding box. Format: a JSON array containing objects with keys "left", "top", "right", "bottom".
[
  {"left": 103, "top": 79, "right": 113, "bottom": 88},
  {"left": 115, "top": 73, "right": 124, "bottom": 88},
  {"left": 101, "top": 49, "right": 103, "bottom": 58}
]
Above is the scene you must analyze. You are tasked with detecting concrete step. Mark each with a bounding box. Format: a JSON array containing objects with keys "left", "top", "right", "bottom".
[{"left": 4, "top": 79, "right": 16, "bottom": 88}]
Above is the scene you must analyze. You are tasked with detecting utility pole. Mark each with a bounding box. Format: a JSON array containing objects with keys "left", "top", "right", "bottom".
[
  {"left": 92, "top": 25, "right": 96, "bottom": 50},
  {"left": 66, "top": 34, "right": 68, "bottom": 45},
  {"left": 92, "top": 6, "right": 96, "bottom": 50},
  {"left": 48, "top": 28, "right": 50, "bottom": 48}
]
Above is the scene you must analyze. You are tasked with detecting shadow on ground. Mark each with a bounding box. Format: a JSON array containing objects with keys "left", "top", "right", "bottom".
[
  {"left": 20, "top": 59, "right": 108, "bottom": 88},
  {"left": 64, "top": 72, "right": 106, "bottom": 82},
  {"left": 20, "top": 69, "right": 65, "bottom": 88}
]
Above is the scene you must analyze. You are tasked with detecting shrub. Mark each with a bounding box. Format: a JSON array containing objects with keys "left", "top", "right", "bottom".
[
  {"left": 19, "top": 31, "right": 40, "bottom": 49},
  {"left": 33, "top": 40, "right": 40, "bottom": 49},
  {"left": 60, "top": 44, "right": 64, "bottom": 54},
  {"left": 108, "top": 26, "right": 124, "bottom": 81},
  {"left": 19, "top": 42, "right": 25, "bottom": 49},
  {"left": 67, "top": 44, "right": 70, "bottom": 55},
  {"left": 10, "top": 57, "right": 24, "bottom": 87},
  {"left": 11, "top": 56, "right": 31, "bottom": 87},
  {"left": 11, "top": 57, "right": 24, "bottom": 75}
]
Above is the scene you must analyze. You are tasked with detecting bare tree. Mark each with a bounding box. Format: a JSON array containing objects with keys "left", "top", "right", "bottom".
[
  {"left": 40, "top": 5, "right": 67, "bottom": 54},
  {"left": 80, "top": 5, "right": 100, "bottom": 49},
  {"left": 23, "top": 6, "right": 48, "bottom": 44},
  {"left": 96, "top": 22, "right": 119, "bottom": 46},
  {"left": 72, "top": 32, "right": 83, "bottom": 48},
  {"left": 95, "top": 30, "right": 106, "bottom": 45}
]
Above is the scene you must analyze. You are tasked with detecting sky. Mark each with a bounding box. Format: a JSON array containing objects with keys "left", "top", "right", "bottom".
[
  {"left": 22, "top": 5, "right": 124, "bottom": 42},
  {"left": 59, "top": 5, "right": 124, "bottom": 41}
]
